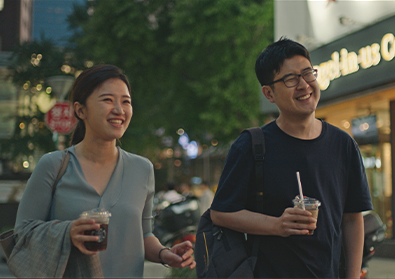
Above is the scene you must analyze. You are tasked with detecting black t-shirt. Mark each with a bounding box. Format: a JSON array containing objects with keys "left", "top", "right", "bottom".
[{"left": 211, "top": 120, "right": 373, "bottom": 278}]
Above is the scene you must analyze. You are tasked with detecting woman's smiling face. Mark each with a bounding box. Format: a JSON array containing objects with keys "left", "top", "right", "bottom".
[{"left": 78, "top": 78, "right": 132, "bottom": 142}]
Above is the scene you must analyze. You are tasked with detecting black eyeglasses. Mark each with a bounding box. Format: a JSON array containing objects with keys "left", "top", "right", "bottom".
[{"left": 265, "top": 69, "right": 318, "bottom": 88}]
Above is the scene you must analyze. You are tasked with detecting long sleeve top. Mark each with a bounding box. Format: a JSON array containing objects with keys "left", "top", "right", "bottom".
[{"left": 15, "top": 146, "right": 155, "bottom": 278}]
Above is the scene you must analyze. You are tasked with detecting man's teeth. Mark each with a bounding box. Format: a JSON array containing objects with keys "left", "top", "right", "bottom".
[
  {"left": 298, "top": 94, "right": 310, "bottom": 100},
  {"left": 109, "top": 120, "right": 122, "bottom": 124}
]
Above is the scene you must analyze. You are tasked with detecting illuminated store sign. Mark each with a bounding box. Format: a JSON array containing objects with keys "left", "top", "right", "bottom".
[{"left": 315, "top": 33, "right": 395, "bottom": 90}]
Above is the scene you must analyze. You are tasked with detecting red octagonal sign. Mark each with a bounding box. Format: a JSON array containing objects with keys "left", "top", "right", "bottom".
[{"left": 45, "top": 101, "right": 77, "bottom": 134}]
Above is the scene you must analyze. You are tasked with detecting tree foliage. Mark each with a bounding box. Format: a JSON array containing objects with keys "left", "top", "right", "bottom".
[
  {"left": 69, "top": 0, "right": 274, "bottom": 157},
  {"left": 1, "top": 38, "right": 75, "bottom": 170},
  {"left": 8, "top": 38, "right": 66, "bottom": 86}
]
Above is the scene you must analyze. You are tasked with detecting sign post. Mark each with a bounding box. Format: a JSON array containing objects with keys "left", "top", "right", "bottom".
[{"left": 45, "top": 101, "right": 77, "bottom": 149}]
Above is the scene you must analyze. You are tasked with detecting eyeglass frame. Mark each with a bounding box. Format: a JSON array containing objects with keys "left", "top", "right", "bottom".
[{"left": 264, "top": 69, "right": 318, "bottom": 88}]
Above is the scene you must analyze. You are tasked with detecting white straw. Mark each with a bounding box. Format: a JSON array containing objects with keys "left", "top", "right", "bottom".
[{"left": 296, "top": 171, "right": 305, "bottom": 210}]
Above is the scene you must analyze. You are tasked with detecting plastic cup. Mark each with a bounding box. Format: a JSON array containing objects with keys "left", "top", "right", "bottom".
[
  {"left": 80, "top": 208, "right": 111, "bottom": 251},
  {"left": 292, "top": 196, "right": 321, "bottom": 235}
]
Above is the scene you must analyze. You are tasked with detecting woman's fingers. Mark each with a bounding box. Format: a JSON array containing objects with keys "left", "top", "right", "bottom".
[
  {"left": 167, "top": 241, "right": 196, "bottom": 268},
  {"left": 70, "top": 218, "right": 100, "bottom": 255}
]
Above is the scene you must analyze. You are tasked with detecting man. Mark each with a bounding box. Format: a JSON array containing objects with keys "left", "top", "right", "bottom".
[{"left": 210, "top": 38, "right": 372, "bottom": 278}]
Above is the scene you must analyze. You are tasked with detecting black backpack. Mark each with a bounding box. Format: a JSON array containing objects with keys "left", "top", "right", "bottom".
[{"left": 195, "top": 127, "right": 265, "bottom": 279}]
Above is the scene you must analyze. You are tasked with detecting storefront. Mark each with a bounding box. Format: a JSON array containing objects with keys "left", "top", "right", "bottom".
[{"left": 311, "top": 15, "right": 395, "bottom": 239}]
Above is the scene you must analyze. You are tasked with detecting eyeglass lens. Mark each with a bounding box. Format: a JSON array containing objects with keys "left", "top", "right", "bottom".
[{"left": 284, "top": 70, "right": 317, "bottom": 87}]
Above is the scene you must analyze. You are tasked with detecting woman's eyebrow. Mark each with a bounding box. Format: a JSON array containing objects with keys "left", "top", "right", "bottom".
[{"left": 99, "top": 93, "right": 131, "bottom": 99}]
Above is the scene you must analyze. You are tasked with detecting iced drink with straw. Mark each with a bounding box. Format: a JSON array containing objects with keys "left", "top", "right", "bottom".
[
  {"left": 292, "top": 195, "right": 321, "bottom": 235},
  {"left": 294, "top": 172, "right": 321, "bottom": 235}
]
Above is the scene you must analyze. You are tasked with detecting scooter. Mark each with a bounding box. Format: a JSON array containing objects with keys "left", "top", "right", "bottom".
[
  {"left": 153, "top": 196, "right": 201, "bottom": 247},
  {"left": 360, "top": 211, "right": 386, "bottom": 278}
]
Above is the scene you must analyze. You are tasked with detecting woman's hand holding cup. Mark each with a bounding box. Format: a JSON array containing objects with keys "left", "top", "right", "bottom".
[{"left": 70, "top": 217, "right": 101, "bottom": 255}]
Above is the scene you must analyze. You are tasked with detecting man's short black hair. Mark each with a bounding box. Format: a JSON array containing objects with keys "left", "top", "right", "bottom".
[{"left": 255, "top": 37, "right": 311, "bottom": 86}]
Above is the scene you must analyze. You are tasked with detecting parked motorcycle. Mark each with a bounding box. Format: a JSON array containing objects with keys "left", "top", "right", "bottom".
[
  {"left": 360, "top": 210, "right": 386, "bottom": 278},
  {"left": 153, "top": 196, "right": 201, "bottom": 247},
  {"left": 339, "top": 210, "right": 386, "bottom": 279}
]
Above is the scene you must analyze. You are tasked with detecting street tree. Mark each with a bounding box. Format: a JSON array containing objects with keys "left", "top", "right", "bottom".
[
  {"left": 1, "top": 38, "right": 75, "bottom": 172},
  {"left": 68, "top": 0, "right": 274, "bottom": 158}
]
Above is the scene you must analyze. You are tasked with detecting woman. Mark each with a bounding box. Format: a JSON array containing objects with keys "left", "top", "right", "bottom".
[{"left": 11, "top": 65, "right": 195, "bottom": 277}]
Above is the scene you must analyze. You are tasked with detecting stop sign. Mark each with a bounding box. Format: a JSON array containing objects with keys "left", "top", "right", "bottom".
[{"left": 45, "top": 101, "right": 77, "bottom": 134}]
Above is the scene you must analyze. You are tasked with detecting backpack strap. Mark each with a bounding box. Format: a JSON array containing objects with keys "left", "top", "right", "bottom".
[
  {"left": 245, "top": 127, "right": 265, "bottom": 260},
  {"left": 247, "top": 127, "right": 265, "bottom": 211}
]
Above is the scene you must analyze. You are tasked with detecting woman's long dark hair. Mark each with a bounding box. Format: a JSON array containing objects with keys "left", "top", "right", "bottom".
[{"left": 70, "top": 64, "right": 131, "bottom": 146}]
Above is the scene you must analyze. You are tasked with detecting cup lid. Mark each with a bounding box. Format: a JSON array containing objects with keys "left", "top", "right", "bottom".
[
  {"left": 80, "top": 208, "right": 111, "bottom": 218},
  {"left": 293, "top": 195, "right": 321, "bottom": 207}
]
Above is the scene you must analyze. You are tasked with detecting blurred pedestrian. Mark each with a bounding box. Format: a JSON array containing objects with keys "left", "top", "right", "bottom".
[
  {"left": 10, "top": 65, "right": 195, "bottom": 278},
  {"left": 163, "top": 181, "right": 184, "bottom": 203},
  {"left": 179, "top": 182, "right": 194, "bottom": 198},
  {"left": 198, "top": 181, "right": 214, "bottom": 215}
]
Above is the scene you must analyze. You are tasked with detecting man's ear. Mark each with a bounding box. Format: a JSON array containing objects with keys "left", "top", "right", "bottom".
[
  {"left": 73, "top": 102, "right": 85, "bottom": 119},
  {"left": 262, "top": 86, "right": 275, "bottom": 104}
]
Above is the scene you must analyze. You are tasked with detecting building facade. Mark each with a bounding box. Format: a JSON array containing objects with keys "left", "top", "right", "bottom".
[
  {"left": 32, "top": 0, "right": 85, "bottom": 47},
  {"left": 312, "top": 15, "right": 395, "bottom": 239},
  {"left": 0, "top": 0, "right": 32, "bottom": 159},
  {"left": 0, "top": 0, "right": 32, "bottom": 51}
]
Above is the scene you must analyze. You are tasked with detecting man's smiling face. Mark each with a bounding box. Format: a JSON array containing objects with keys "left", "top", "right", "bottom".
[{"left": 262, "top": 55, "right": 320, "bottom": 120}]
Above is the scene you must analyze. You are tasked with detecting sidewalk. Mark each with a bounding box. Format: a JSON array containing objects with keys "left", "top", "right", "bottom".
[
  {"left": 141, "top": 258, "right": 395, "bottom": 278},
  {"left": 1, "top": 256, "right": 395, "bottom": 278},
  {"left": 144, "top": 258, "right": 395, "bottom": 278},
  {"left": 0, "top": 259, "right": 170, "bottom": 278},
  {"left": 366, "top": 257, "right": 395, "bottom": 278}
]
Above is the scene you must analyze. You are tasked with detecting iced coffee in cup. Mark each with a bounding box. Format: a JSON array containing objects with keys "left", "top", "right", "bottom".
[
  {"left": 80, "top": 208, "right": 111, "bottom": 251},
  {"left": 292, "top": 196, "right": 321, "bottom": 235}
]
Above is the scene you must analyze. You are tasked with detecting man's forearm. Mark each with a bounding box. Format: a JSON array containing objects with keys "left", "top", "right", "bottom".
[
  {"left": 210, "top": 208, "right": 316, "bottom": 237},
  {"left": 210, "top": 209, "right": 279, "bottom": 235},
  {"left": 341, "top": 212, "right": 364, "bottom": 279}
]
